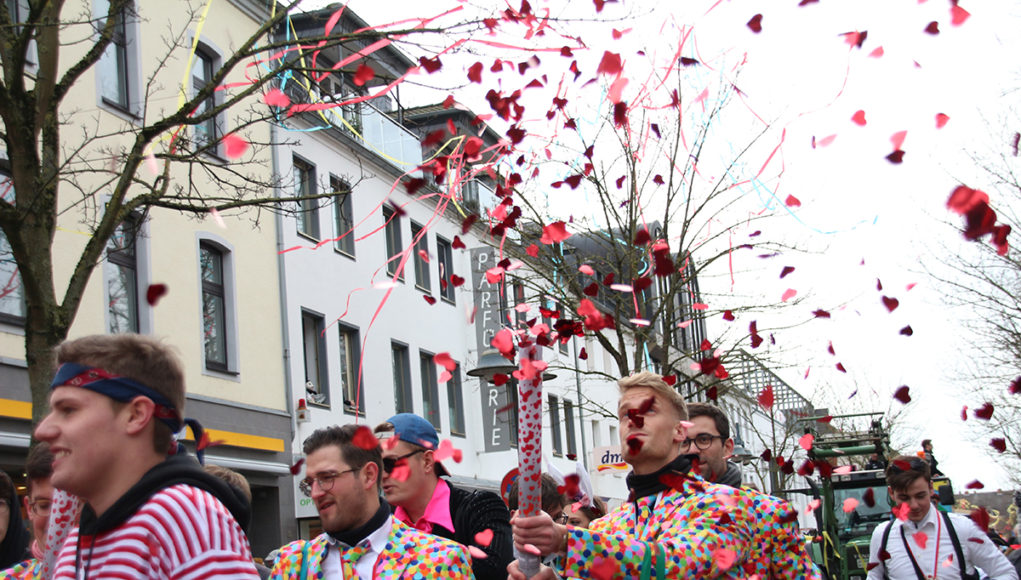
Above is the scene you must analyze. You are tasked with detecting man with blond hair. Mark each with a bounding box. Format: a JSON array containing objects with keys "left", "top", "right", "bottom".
[{"left": 510, "top": 371, "right": 819, "bottom": 579}]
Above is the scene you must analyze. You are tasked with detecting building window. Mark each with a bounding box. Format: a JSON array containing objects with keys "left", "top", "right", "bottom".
[
  {"left": 104, "top": 216, "right": 141, "bottom": 333},
  {"left": 293, "top": 157, "right": 319, "bottom": 239},
  {"left": 392, "top": 342, "right": 412, "bottom": 413},
  {"left": 564, "top": 400, "right": 577, "bottom": 458},
  {"left": 331, "top": 176, "right": 355, "bottom": 257},
  {"left": 338, "top": 324, "right": 362, "bottom": 414},
  {"left": 191, "top": 47, "right": 219, "bottom": 151},
  {"left": 301, "top": 310, "right": 328, "bottom": 406},
  {"left": 448, "top": 363, "right": 465, "bottom": 436},
  {"left": 97, "top": 0, "right": 135, "bottom": 113},
  {"left": 557, "top": 303, "right": 569, "bottom": 355},
  {"left": 503, "top": 378, "right": 520, "bottom": 447},
  {"left": 341, "top": 93, "right": 362, "bottom": 134},
  {"left": 383, "top": 206, "right": 403, "bottom": 280},
  {"left": 549, "top": 395, "right": 563, "bottom": 456},
  {"left": 419, "top": 351, "right": 440, "bottom": 428},
  {"left": 200, "top": 242, "right": 229, "bottom": 371},
  {"left": 411, "top": 222, "right": 430, "bottom": 293},
  {"left": 462, "top": 179, "right": 480, "bottom": 212},
  {"left": 436, "top": 236, "right": 455, "bottom": 303},
  {"left": 0, "top": 171, "right": 24, "bottom": 324},
  {"left": 513, "top": 282, "right": 526, "bottom": 327}
]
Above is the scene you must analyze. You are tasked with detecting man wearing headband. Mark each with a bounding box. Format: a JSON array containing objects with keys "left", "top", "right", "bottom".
[{"left": 34, "top": 334, "right": 259, "bottom": 579}]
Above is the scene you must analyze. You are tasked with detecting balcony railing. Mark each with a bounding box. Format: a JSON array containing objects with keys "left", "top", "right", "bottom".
[{"left": 359, "top": 100, "right": 423, "bottom": 177}]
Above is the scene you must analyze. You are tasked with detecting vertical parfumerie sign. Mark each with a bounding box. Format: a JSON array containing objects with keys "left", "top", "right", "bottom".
[{"left": 471, "top": 246, "right": 511, "bottom": 452}]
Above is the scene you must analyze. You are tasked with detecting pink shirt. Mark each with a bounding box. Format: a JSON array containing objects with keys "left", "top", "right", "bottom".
[{"left": 393, "top": 478, "right": 455, "bottom": 534}]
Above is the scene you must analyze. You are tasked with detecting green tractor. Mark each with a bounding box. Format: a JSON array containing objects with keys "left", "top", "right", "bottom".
[{"left": 790, "top": 413, "right": 954, "bottom": 580}]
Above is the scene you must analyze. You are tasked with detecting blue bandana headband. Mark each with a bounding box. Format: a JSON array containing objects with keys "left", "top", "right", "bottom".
[{"left": 51, "top": 362, "right": 207, "bottom": 462}]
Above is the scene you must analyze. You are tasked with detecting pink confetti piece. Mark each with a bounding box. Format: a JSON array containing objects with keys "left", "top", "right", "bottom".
[
  {"left": 842, "top": 497, "right": 859, "bottom": 513},
  {"left": 263, "top": 88, "right": 291, "bottom": 108},
  {"left": 434, "top": 352, "right": 457, "bottom": 371},
  {"left": 209, "top": 207, "right": 227, "bottom": 229},
  {"left": 798, "top": 433, "right": 814, "bottom": 450},
  {"left": 145, "top": 150, "right": 158, "bottom": 175},
  {"left": 781, "top": 288, "right": 797, "bottom": 302},
  {"left": 890, "top": 130, "right": 907, "bottom": 150},
  {"left": 851, "top": 110, "right": 867, "bottom": 126},
  {"left": 222, "top": 133, "right": 249, "bottom": 159}
]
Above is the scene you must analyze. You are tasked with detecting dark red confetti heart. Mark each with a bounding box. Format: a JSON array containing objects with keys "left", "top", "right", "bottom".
[
  {"left": 893, "top": 386, "right": 911, "bottom": 404},
  {"left": 146, "top": 284, "right": 168, "bottom": 306},
  {"left": 747, "top": 14, "right": 763, "bottom": 33}
]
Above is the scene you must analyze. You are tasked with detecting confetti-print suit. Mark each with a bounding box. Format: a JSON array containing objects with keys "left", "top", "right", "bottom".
[
  {"left": 0, "top": 558, "right": 43, "bottom": 580},
  {"left": 268, "top": 517, "right": 474, "bottom": 579},
  {"left": 557, "top": 475, "right": 821, "bottom": 579}
]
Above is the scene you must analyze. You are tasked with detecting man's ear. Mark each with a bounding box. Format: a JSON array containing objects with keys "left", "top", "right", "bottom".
[
  {"left": 361, "top": 461, "right": 380, "bottom": 491},
  {"left": 422, "top": 449, "right": 437, "bottom": 475},
  {"left": 723, "top": 437, "right": 735, "bottom": 457},
  {"left": 123, "top": 396, "right": 157, "bottom": 435},
  {"left": 673, "top": 420, "right": 686, "bottom": 444}
]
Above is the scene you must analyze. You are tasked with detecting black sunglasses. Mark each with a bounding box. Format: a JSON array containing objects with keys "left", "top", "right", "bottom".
[{"left": 382, "top": 448, "right": 425, "bottom": 474}]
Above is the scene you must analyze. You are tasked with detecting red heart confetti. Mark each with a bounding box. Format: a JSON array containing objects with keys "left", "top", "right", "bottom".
[
  {"left": 352, "top": 425, "right": 379, "bottom": 450},
  {"left": 747, "top": 14, "right": 763, "bottom": 33},
  {"left": 973, "top": 403, "right": 994, "bottom": 420},
  {"left": 146, "top": 283, "right": 168, "bottom": 306},
  {"left": 893, "top": 386, "right": 911, "bottom": 404},
  {"left": 851, "top": 110, "right": 867, "bottom": 126},
  {"left": 353, "top": 63, "right": 375, "bottom": 86},
  {"left": 434, "top": 352, "right": 457, "bottom": 372},
  {"left": 474, "top": 528, "right": 494, "bottom": 547}
]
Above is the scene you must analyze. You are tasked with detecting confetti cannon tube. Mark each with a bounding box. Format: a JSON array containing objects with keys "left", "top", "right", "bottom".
[
  {"left": 42, "top": 488, "right": 81, "bottom": 577},
  {"left": 515, "top": 343, "right": 543, "bottom": 578}
]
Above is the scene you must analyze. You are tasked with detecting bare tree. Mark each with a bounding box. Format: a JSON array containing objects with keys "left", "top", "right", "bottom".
[{"left": 0, "top": 0, "right": 501, "bottom": 425}]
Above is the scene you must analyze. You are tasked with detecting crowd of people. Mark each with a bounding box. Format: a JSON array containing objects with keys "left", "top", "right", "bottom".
[{"left": 0, "top": 333, "right": 1013, "bottom": 578}]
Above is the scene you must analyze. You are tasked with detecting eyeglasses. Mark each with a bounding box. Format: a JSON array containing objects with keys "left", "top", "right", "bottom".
[
  {"left": 29, "top": 499, "right": 51, "bottom": 517},
  {"left": 553, "top": 512, "right": 569, "bottom": 524},
  {"left": 382, "top": 449, "right": 425, "bottom": 474},
  {"left": 682, "top": 434, "right": 725, "bottom": 450},
  {"left": 299, "top": 468, "right": 358, "bottom": 497}
]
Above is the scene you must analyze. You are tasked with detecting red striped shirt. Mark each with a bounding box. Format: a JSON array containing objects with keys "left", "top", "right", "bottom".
[{"left": 51, "top": 484, "right": 259, "bottom": 579}]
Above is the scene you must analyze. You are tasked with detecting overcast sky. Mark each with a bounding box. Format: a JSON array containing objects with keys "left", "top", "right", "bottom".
[{"left": 301, "top": 0, "right": 1020, "bottom": 489}]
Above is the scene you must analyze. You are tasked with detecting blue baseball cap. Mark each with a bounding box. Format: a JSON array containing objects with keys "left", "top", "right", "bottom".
[{"left": 384, "top": 413, "right": 449, "bottom": 476}]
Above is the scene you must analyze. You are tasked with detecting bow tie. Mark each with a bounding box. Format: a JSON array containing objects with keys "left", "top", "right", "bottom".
[{"left": 340, "top": 543, "right": 369, "bottom": 571}]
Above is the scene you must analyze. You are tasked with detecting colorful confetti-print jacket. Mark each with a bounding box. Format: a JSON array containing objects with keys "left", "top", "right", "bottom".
[
  {"left": 557, "top": 473, "right": 821, "bottom": 579},
  {"left": 0, "top": 558, "right": 42, "bottom": 580},
  {"left": 269, "top": 517, "right": 474, "bottom": 579}
]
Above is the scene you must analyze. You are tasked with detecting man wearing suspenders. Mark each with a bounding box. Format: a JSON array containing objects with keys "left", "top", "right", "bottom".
[{"left": 867, "top": 456, "right": 1017, "bottom": 580}]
